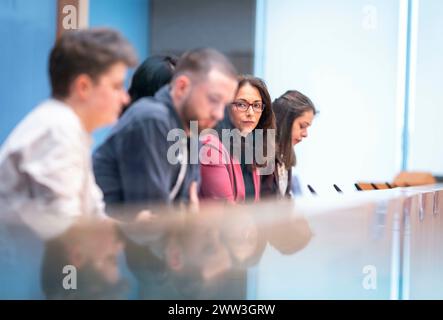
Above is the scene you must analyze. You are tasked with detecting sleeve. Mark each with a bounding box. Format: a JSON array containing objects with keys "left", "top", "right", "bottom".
[
  {"left": 13, "top": 130, "right": 89, "bottom": 238},
  {"left": 20, "top": 131, "right": 85, "bottom": 214},
  {"left": 113, "top": 118, "right": 173, "bottom": 205},
  {"left": 199, "top": 140, "right": 235, "bottom": 202}
]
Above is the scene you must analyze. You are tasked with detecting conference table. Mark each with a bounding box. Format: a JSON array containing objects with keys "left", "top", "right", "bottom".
[{"left": 1, "top": 184, "right": 442, "bottom": 300}]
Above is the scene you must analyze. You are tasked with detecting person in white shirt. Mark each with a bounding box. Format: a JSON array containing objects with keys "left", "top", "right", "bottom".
[{"left": 0, "top": 28, "right": 137, "bottom": 238}]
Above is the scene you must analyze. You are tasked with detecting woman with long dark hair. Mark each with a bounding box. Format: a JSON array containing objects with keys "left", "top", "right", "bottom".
[
  {"left": 199, "top": 75, "right": 276, "bottom": 203},
  {"left": 261, "top": 90, "right": 317, "bottom": 198},
  {"left": 120, "top": 55, "right": 177, "bottom": 116}
]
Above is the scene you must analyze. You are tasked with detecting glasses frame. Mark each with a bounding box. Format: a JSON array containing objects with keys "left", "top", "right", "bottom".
[{"left": 231, "top": 100, "right": 265, "bottom": 113}]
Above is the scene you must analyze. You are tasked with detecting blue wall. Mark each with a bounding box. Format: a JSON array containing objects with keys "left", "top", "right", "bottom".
[
  {"left": 0, "top": 0, "right": 57, "bottom": 145},
  {"left": 89, "top": 0, "right": 150, "bottom": 148},
  {"left": 89, "top": 0, "right": 149, "bottom": 62},
  {"left": 0, "top": 0, "right": 150, "bottom": 147}
]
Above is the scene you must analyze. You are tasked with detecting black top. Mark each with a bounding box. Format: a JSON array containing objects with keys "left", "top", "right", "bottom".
[
  {"left": 240, "top": 160, "right": 255, "bottom": 200},
  {"left": 215, "top": 113, "right": 256, "bottom": 200}
]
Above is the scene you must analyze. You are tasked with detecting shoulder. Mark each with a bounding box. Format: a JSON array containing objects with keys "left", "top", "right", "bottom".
[
  {"left": 200, "top": 133, "right": 223, "bottom": 149},
  {"left": 200, "top": 133, "right": 227, "bottom": 154},
  {"left": 199, "top": 133, "right": 232, "bottom": 166},
  {"left": 2, "top": 100, "right": 86, "bottom": 156},
  {"left": 125, "top": 97, "right": 172, "bottom": 124},
  {"left": 110, "top": 98, "right": 176, "bottom": 138}
]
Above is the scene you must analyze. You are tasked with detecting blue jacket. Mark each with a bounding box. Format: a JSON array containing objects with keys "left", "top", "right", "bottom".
[{"left": 93, "top": 86, "right": 200, "bottom": 211}]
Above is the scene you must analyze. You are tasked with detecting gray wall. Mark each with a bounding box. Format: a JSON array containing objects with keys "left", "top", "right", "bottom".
[{"left": 150, "top": 0, "right": 255, "bottom": 74}]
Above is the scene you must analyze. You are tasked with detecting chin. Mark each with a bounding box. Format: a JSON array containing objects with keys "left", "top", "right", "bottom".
[
  {"left": 199, "top": 122, "right": 217, "bottom": 131},
  {"left": 241, "top": 126, "right": 255, "bottom": 134}
]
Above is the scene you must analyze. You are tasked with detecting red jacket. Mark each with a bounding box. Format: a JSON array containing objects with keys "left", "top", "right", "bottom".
[{"left": 199, "top": 134, "right": 261, "bottom": 202}]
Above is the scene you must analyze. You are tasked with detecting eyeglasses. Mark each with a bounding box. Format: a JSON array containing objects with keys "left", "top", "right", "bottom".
[{"left": 231, "top": 101, "right": 265, "bottom": 113}]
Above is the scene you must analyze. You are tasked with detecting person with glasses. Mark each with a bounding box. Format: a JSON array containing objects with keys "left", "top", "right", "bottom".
[
  {"left": 261, "top": 90, "right": 317, "bottom": 198},
  {"left": 199, "top": 75, "right": 276, "bottom": 203}
]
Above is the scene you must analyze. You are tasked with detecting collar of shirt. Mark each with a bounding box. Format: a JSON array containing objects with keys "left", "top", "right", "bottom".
[{"left": 50, "top": 98, "right": 93, "bottom": 149}]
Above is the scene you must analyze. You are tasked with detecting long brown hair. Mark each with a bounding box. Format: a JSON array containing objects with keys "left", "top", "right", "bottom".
[
  {"left": 233, "top": 75, "right": 276, "bottom": 168},
  {"left": 273, "top": 90, "right": 317, "bottom": 168}
]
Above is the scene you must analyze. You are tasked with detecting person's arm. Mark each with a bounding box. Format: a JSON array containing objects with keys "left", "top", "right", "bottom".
[
  {"left": 93, "top": 141, "right": 123, "bottom": 205},
  {"left": 14, "top": 130, "right": 93, "bottom": 238}
]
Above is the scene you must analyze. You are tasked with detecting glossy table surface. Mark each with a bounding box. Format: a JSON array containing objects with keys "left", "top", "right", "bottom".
[{"left": 1, "top": 185, "right": 443, "bottom": 299}]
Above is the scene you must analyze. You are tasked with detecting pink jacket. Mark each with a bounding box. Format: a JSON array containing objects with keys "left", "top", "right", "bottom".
[{"left": 199, "top": 134, "right": 261, "bottom": 202}]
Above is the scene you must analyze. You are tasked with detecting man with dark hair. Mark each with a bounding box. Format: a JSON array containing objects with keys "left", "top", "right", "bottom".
[
  {"left": 93, "top": 48, "right": 238, "bottom": 210},
  {"left": 50, "top": 28, "right": 137, "bottom": 100},
  {"left": 0, "top": 28, "right": 137, "bottom": 225}
]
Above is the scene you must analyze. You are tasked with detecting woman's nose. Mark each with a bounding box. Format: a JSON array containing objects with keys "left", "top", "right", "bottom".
[{"left": 246, "top": 106, "right": 255, "bottom": 115}]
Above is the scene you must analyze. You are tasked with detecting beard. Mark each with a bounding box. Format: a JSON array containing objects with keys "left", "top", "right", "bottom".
[{"left": 181, "top": 99, "right": 216, "bottom": 134}]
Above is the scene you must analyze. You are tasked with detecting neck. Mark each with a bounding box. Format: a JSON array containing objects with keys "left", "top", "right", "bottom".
[{"left": 61, "top": 97, "right": 95, "bottom": 133}]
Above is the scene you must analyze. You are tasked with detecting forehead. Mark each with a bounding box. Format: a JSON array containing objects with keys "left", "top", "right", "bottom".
[
  {"left": 236, "top": 83, "right": 261, "bottom": 100},
  {"left": 295, "top": 110, "right": 315, "bottom": 123},
  {"left": 196, "top": 69, "right": 237, "bottom": 94},
  {"left": 98, "top": 62, "right": 127, "bottom": 81}
]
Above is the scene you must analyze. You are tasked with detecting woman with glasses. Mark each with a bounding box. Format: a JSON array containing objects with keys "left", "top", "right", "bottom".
[
  {"left": 199, "top": 75, "right": 276, "bottom": 203},
  {"left": 261, "top": 90, "right": 317, "bottom": 198}
]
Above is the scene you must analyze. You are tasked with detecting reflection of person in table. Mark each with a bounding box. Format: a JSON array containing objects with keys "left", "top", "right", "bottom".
[
  {"left": 222, "top": 202, "right": 313, "bottom": 262},
  {"left": 124, "top": 209, "right": 235, "bottom": 299},
  {"left": 41, "top": 218, "right": 127, "bottom": 300}
]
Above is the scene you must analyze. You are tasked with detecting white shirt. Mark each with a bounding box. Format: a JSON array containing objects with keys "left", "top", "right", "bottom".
[
  {"left": 0, "top": 99, "right": 106, "bottom": 238},
  {"left": 277, "top": 162, "right": 289, "bottom": 197}
]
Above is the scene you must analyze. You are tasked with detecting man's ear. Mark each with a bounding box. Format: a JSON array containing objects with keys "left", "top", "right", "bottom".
[
  {"left": 71, "top": 74, "right": 94, "bottom": 100},
  {"left": 173, "top": 75, "right": 192, "bottom": 101}
]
